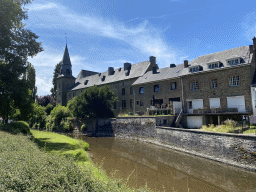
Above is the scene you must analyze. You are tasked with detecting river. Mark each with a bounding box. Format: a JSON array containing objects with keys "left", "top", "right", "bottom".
[{"left": 78, "top": 136, "right": 256, "bottom": 192}]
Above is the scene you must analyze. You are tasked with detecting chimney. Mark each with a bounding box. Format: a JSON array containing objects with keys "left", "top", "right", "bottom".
[
  {"left": 108, "top": 67, "right": 114, "bottom": 75},
  {"left": 150, "top": 56, "right": 156, "bottom": 65},
  {"left": 249, "top": 45, "right": 254, "bottom": 54},
  {"left": 124, "top": 63, "right": 131, "bottom": 71},
  {"left": 152, "top": 66, "right": 157, "bottom": 74},
  {"left": 253, "top": 37, "right": 256, "bottom": 50},
  {"left": 170, "top": 64, "right": 176, "bottom": 68},
  {"left": 184, "top": 60, "right": 188, "bottom": 68}
]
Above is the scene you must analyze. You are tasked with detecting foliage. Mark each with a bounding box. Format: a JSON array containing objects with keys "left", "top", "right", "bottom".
[
  {"left": 29, "top": 102, "right": 47, "bottom": 129},
  {"left": 68, "top": 85, "right": 117, "bottom": 119},
  {"left": 50, "top": 62, "right": 62, "bottom": 100},
  {"left": 81, "top": 123, "right": 86, "bottom": 131},
  {"left": 201, "top": 121, "right": 240, "bottom": 133},
  {"left": 45, "top": 103, "right": 54, "bottom": 115},
  {"left": 0, "top": 0, "right": 43, "bottom": 122},
  {"left": 60, "top": 117, "right": 73, "bottom": 131},
  {"left": 46, "top": 104, "right": 73, "bottom": 131},
  {"left": 36, "top": 94, "right": 56, "bottom": 107},
  {"left": 224, "top": 119, "right": 238, "bottom": 128},
  {"left": 0, "top": 121, "right": 30, "bottom": 135}
]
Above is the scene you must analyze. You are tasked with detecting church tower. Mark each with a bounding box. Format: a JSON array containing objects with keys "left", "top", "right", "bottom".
[{"left": 56, "top": 44, "right": 76, "bottom": 106}]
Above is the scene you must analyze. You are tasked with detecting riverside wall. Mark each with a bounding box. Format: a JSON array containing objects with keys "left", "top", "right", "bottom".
[
  {"left": 76, "top": 117, "right": 256, "bottom": 170},
  {"left": 110, "top": 117, "right": 256, "bottom": 171}
]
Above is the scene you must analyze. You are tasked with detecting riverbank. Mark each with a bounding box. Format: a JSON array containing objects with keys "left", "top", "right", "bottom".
[{"left": 0, "top": 129, "right": 154, "bottom": 191}]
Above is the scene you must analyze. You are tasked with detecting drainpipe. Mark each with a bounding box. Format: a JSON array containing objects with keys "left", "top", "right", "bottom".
[
  {"left": 181, "top": 77, "right": 184, "bottom": 111},
  {"left": 133, "top": 87, "right": 136, "bottom": 115}
]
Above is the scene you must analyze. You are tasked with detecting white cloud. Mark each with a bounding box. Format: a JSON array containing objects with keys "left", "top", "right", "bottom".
[
  {"left": 27, "top": 2, "right": 185, "bottom": 66},
  {"left": 36, "top": 76, "right": 53, "bottom": 96},
  {"left": 28, "top": 2, "right": 58, "bottom": 11}
]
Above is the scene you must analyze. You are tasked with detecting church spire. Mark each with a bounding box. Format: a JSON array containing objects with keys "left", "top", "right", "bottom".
[
  {"left": 60, "top": 44, "right": 72, "bottom": 76},
  {"left": 62, "top": 44, "right": 71, "bottom": 65}
]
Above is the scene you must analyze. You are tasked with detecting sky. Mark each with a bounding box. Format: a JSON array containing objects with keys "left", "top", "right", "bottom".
[{"left": 26, "top": 0, "right": 256, "bottom": 96}]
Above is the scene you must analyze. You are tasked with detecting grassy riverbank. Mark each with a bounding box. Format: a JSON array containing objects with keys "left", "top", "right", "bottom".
[{"left": 0, "top": 128, "right": 154, "bottom": 191}]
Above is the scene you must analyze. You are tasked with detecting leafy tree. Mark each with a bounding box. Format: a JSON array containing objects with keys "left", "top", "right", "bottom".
[
  {"left": 67, "top": 86, "right": 117, "bottom": 118},
  {"left": 50, "top": 62, "right": 62, "bottom": 100},
  {"left": 30, "top": 102, "right": 46, "bottom": 129},
  {"left": 45, "top": 103, "right": 54, "bottom": 115},
  {"left": 0, "top": 0, "right": 43, "bottom": 122},
  {"left": 36, "top": 95, "right": 56, "bottom": 107}
]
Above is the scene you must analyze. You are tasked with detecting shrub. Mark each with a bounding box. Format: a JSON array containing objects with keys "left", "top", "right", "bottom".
[
  {"left": 60, "top": 117, "right": 74, "bottom": 131},
  {"left": 224, "top": 119, "right": 237, "bottom": 128},
  {"left": 81, "top": 123, "right": 86, "bottom": 131},
  {"left": 0, "top": 121, "right": 30, "bottom": 135}
]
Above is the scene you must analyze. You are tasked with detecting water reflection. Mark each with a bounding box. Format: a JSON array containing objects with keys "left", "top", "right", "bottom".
[{"left": 80, "top": 136, "right": 256, "bottom": 192}]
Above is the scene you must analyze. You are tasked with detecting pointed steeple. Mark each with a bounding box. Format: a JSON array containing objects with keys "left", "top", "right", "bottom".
[
  {"left": 62, "top": 44, "right": 71, "bottom": 65},
  {"left": 60, "top": 44, "right": 72, "bottom": 76}
]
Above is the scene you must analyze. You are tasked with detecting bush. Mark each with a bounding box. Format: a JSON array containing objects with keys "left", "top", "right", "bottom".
[
  {"left": 224, "top": 119, "right": 237, "bottom": 128},
  {"left": 60, "top": 117, "right": 74, "bottom": 131},
  {"left": 0, "top": 121, "right": 30, "bottom": 135}
]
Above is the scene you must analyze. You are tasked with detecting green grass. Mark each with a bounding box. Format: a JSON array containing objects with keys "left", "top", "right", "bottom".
[
  {"left": 243, "top": 126, "right": 256, "bottom": 134},
  {"left": 201, "top": 124, "right": 238, "bottom": 133},
  {"left": 31, "top": 130, "right": 155, "bottom": 192}
]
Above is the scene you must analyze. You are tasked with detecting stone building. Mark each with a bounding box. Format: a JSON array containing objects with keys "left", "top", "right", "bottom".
[{"left": 56, "top": 38, "right": 256, "bottom": 128}]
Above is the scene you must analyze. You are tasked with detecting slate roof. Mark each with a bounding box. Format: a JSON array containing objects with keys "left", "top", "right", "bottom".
[
  {"left": 76, "top": 70, "right": 99, "bottom": 83},
  {"left": 133, "top": 64, "right": 184, "bottom": 85},
  {"left": 69, "top": 61, "right": 151, "bottom": 91},
  {"left": 62, "top": 44, "right": 71, "bottom": 65},
  {"left": 133, "top": 46, "right": 252, "bottom": 85}
]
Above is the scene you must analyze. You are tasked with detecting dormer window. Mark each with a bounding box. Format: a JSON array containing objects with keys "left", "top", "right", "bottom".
[
  {"left": 226, "top": 58, "right": 241, "bottom": 66},
  {"left": 189, "top": 65, "right": 203, "bottom": 73},
  {"left": 84, "top": 80, "right": 88, "bottom": 85},
  {"left": 208, "top": 62, "right": 223, "bottom": 69},
  {"left": 101, "top": 76, "right": 106, "bottom": 81}
]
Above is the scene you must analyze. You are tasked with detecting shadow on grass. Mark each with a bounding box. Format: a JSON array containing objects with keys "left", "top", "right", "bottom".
[{"left": 33, "top": 137, "right": 80, "bottom": 153}]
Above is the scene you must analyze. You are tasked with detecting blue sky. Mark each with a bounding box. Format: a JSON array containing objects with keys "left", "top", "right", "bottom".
[{"left": 26, "top": 0, "right": 256, "bottom": 96}]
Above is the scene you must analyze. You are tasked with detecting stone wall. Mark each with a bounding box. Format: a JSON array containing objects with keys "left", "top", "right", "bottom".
[
  {"left": 112, "top": 117, "right": 157, "bottom": 138},
  {"left": 155, "top": 126, "right": 256, "bottom": 170}
]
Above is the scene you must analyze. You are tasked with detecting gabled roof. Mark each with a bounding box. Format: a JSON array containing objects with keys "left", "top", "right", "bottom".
[
  {"left": 133, "top": 46, "right": 252, "bottom": 85},
  {"left": 62, "top": 44, "right": 71, "bottom": 65},
  {"left": 69, "top": 61, "right": 151, "bottom": 91}
]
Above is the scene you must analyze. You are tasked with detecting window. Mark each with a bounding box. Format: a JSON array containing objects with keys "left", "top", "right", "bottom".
[
  {"left": 227, "top": 58, "right": 241, "bottom": 65},
  {"left": 188, "top": 101, "right": 192, "bottom": 109},
  {"left": 130, "top": 99, "right": 133, "bottom": 108},
  {"left": 229, "top": 76, "right": 240, "bottom": 86},
  {"left": 66, "top": 69, "right": 70, "bottom": 75},
  {"left": 122, "top": 88, "right": 125, "bottom": 95},
  {"left": 122, "top": 82, "right": 125, "bottom": 86},
  {"left": 140, "top": 101, "right": 144, "bottom": 106},
  {"left": 189, "top": 66, "right": 203, "bottom": 73},
  {"left": 211, "top": 79, "right": 217, "bottom": 89},
  {"left": 209, "top": 63, "right": 218, "bottom": 69},
  {"left": 139, "top": 87, "right": 144, "bottom": 94},
  {"left": 136, "top": 101, "right": 140, "bottom": 105},
  {"left": 84, "top": 80, "right": 88, "bottom": 85},
  {"left": 69, "top": 93, "right": 71, "bottom": 98},
  {"left": 190, "top": 81, "right": 199, "bottom": 91},
  {"left": 154, "top": 85, "right": 159, "bottom": 92},
  {"left": 73, "top": 92, "right": 75, "bottom": 97},
  {"left": 190, "top": 67, "right": 199, "bottom": 73},
  {"left": 171, "top": 82, "right": 176, "bottom": 90},
  {"left": 122, "top": 100, "right": 126, "bottom": 109},
  {"left": 130, "top": 87, "right": 133, "bottom": 94}
]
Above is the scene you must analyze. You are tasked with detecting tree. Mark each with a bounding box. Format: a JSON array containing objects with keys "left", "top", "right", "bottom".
[
  {"left": 0, "top": 0, "right": 43, "bottom": 122},
  {"left": 36, "top": 95, "right": 56, "bottom": 107},
  {"left": 50, "top": 62, "right": 62, "bottom": 100},
  {"left": 67, "top": 86, "right": 117, "bottom": 118}
]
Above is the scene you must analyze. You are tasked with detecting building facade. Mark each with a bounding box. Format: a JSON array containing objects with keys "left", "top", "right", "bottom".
[{"left": 56, "top": 38, "right": 256, "bottom": 128}]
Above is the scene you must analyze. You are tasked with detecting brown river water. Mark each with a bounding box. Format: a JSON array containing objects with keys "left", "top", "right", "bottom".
[{"left": 77, "top": 135, "right": 256, "bottom": 192}]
